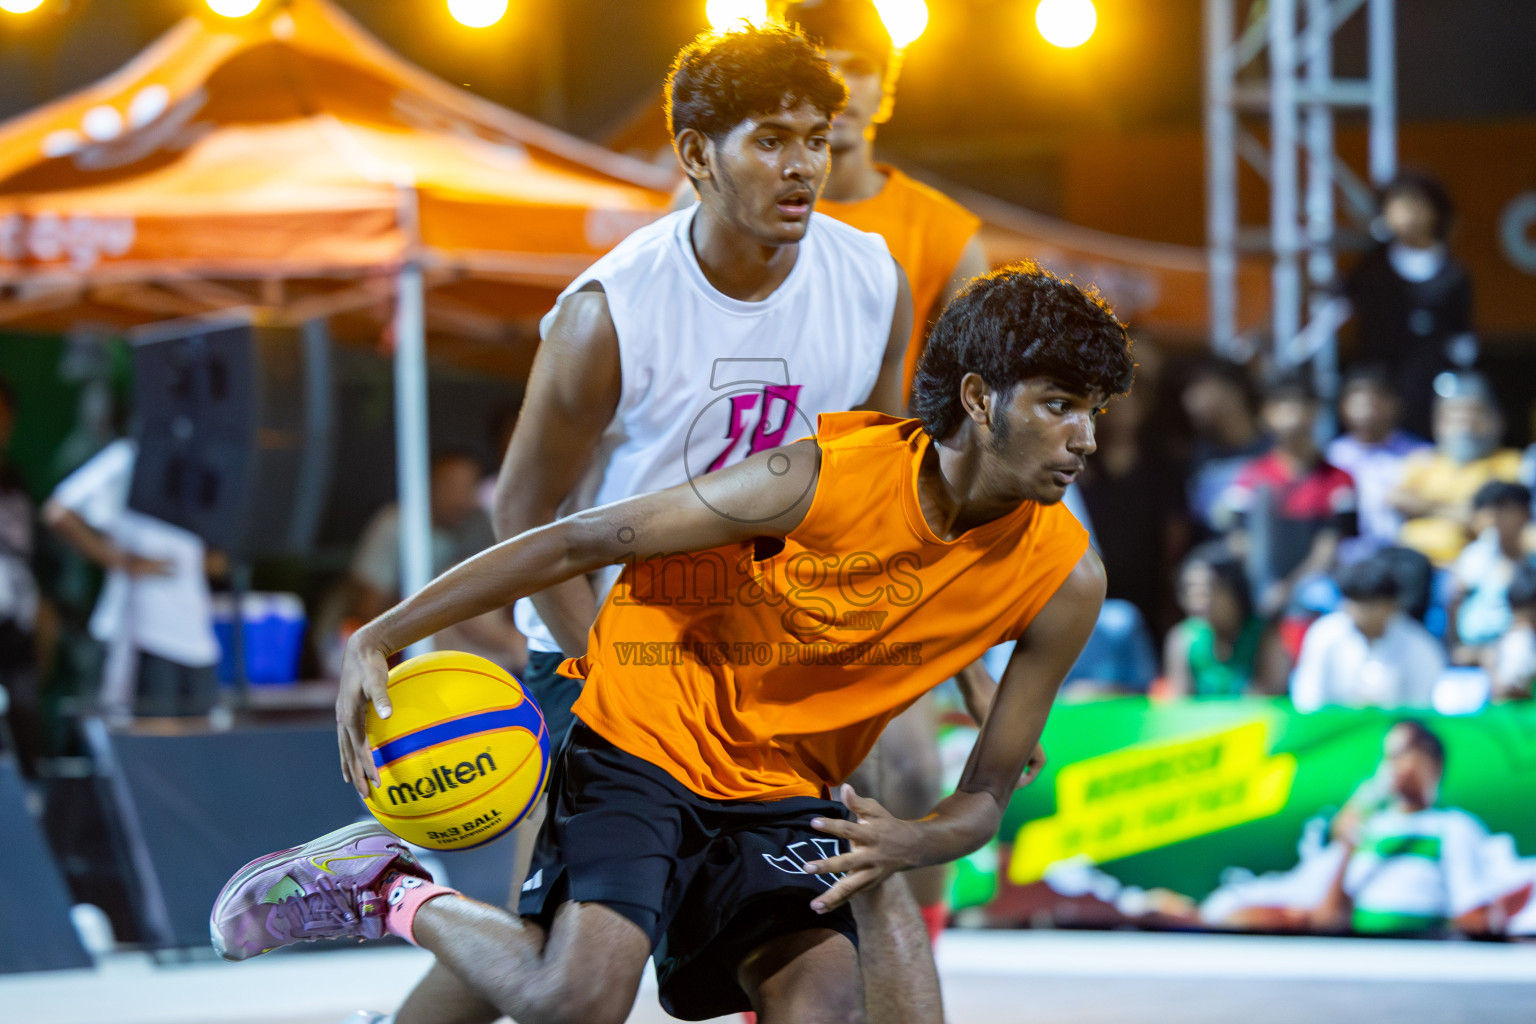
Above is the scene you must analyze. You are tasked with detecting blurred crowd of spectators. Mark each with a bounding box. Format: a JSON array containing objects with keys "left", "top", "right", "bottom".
[
  {"left": 1167, "top": 363, "right": 1535, "bottom": 711},
  {"left": 1061, "top": 171, "right": 1533, "bottom": 714},
  {"left": 1070, "top": 350, "right": 1536, "bottom": 712}
]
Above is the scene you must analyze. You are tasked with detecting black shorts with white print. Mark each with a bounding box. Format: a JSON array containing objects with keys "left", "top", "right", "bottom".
[{"left": 517, "top": 722, "right": 858, "bottom": 1020}]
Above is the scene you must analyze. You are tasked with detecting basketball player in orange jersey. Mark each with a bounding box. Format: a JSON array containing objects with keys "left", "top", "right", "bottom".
[
  {"left": 790, "top": 0, "right": 993, "bottom": 937},
  {"left": 341, "top": 23, "right": 927, "bottom": 1024},
  {"left": 211, "top": 264, "right": 1132, "bottom": 1023}
]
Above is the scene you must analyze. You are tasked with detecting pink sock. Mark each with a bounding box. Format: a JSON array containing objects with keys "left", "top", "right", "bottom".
[{"left": 382, "top": 871, "right": 459, "bottom": 946}]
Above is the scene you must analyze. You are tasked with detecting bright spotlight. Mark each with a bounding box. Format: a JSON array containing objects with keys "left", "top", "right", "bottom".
[
  {"left": 706, "top": 0, "right": 768, "bottom": 32},
  {"left": 448, "top": 0, "right": 508, "bottom": 28},
  {"left": 0, "top": 0, "right": 46, "bottom": 13},
  {"left": 1035, "top": 0, "right": 1096, "bottom": 49},
  {"left": 875, "top": 0, "right": 928, "bottom": 49},
  {"left": 205, "top": 0, "right": 261, "bottom": 17}
]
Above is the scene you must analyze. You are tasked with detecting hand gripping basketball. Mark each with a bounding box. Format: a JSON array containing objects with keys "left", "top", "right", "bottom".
[{"left": 337, "top": 631, "right": 393, "bottom": 799}]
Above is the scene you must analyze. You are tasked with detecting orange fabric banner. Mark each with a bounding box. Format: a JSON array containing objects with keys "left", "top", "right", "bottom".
[{"left": 0, "top": 0, "right": 670, "bottom": 291}]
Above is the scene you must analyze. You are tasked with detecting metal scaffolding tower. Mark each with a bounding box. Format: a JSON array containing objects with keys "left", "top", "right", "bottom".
[{"left": 1205, "top": 0, "right": 1397, "bottom": 391}]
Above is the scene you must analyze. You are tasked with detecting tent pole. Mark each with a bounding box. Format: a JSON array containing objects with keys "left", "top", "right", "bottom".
[{"left": 393, "top": 257, "right": 434, "bottom": 658}]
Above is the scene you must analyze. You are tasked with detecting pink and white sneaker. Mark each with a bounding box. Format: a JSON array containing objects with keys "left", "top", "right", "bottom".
[{"left": 210, "top": 821, "right": 427, "bottom": 961}]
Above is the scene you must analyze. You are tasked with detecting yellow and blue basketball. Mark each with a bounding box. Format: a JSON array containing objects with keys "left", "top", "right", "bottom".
[{"left": 362, "top": 650, "right": 550, "bottom": 851}]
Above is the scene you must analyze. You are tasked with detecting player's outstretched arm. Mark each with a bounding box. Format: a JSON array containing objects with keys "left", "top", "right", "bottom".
[
  {"left": 336, "top": 440, "right": 824, "bottom": 796},
  {"left": 492, "top": 283, "right": 622, "bottom": 656},
  {"left": 805, "top": 548, "right": 1105, "bottom": 911},
  {"left": 856, "top": 258, "right": 915, "bottom": 416}
]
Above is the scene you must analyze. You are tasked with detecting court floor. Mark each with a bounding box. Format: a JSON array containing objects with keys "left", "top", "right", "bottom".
[{"left": 5, "top": 930, "right": 1534, "bottom": 1024}]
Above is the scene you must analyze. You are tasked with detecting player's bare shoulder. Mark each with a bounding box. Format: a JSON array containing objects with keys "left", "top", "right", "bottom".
[
  {"left": 1059, "top": 545, "right": 1108, "bottom": 606},
  {"left": 1028, "top": 547, "right": 1107, "bottom": 645},
  {"left": 546, "top": 280, "right": 616, "bottom": 349}
]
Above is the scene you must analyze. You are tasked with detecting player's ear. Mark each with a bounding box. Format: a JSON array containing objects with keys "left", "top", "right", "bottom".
[
  {"left": 676, "top": 128, "right": 714, "bottom": 185},
  {"left": 959, "top": 372, "right": 992, "bottom": 429}
]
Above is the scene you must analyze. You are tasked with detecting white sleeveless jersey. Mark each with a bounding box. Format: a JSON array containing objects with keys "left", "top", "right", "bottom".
[{"left": 515, "top": 206, "right": 898, "bottom": 652}]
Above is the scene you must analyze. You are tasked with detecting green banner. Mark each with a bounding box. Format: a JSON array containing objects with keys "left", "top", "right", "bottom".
[{"left": 945, "top": 699, "right": 1536, "bottom": 907}]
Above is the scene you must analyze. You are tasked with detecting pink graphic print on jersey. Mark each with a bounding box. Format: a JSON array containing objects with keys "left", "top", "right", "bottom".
[{"left": 708, "top": 384, "right": 803, "bottom": 472}]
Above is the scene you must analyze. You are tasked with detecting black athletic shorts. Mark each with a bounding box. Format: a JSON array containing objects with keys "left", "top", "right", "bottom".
[
  {"left": 519, "top": 649, "right": 581, "bottom": 751},
  {"left": 517, "top": 723, "right": 858, "bottom": 1020}
]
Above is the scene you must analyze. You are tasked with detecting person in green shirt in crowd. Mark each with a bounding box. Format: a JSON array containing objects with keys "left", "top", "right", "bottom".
[{"left": 1164, "top": 545, "right": 1283, "bottom": 697}]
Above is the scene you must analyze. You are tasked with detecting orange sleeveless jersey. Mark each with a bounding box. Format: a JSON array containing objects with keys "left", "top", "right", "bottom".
[
  {"left": 562, "top": 411, "right": 1088, "bottom": 802},
  {"left": 817, "top": 166, "right": 982, "bottom": 400}
]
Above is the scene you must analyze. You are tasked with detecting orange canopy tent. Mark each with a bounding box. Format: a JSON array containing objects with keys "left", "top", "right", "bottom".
[
  {"left": 0, "top": 0, "right": 671, "bottom": 349},
  {"left": 0, "top": 0, "right": 672, "bottom": 603}
]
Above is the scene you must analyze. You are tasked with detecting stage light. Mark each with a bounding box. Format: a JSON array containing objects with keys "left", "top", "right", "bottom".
[
  {"left": 706, "top": 0, "right": 768, "bottom": 32},
  {"left": 0, "top": 0, "right": 47, "bottom": 12},
  {"left": 875, "top": 0, "right": 928, "bottom": 49},
  {"left": 205, "top": 0, "right": 261, "bottom": 17},
  {"left": 1035, "top": 0, "right": 1096, "bottom": 49},
  {"left": 447, "top": 0, "right": 508, "bottom": 28}
]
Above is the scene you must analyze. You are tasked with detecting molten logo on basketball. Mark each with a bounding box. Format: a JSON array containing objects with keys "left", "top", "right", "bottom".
[{"left": 384, "top": 752, "right": 498, "bottom": 806}]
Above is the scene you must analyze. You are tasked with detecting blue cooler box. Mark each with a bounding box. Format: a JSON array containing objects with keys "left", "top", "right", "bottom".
[{"left": 213, "top": 592, "right": 306, "bottom": 684}]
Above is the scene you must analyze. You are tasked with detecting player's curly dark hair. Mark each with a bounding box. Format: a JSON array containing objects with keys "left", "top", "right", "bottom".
[
  {"left": 910, "top": 263, "right": 1135, "bottom": 440},
  {"left": 665, "top": 23, "right": 847, "bottom": 144}
]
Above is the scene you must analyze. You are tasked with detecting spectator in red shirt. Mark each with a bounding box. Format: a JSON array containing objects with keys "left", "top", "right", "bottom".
[{"left": 1219, "top": 374, "right": 1357, "bottom": 619}]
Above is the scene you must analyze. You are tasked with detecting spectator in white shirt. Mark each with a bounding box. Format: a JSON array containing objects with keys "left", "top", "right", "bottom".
[
  {"left": 1291, "top": 553, "right": 1444, "bottom": 712},
  {"left": 42, "top": 439, "right": 220, "bottom": 720}
]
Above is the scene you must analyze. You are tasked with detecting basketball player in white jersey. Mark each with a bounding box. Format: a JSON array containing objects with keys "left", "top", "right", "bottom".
[{"left": 380, "top": 24, "right": 937, "bottom": 1024}]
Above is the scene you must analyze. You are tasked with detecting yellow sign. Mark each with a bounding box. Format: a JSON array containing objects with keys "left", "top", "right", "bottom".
[{"left": 1009, "top": 720, "right": 1296, "bottom": 883}]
